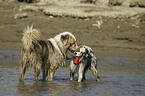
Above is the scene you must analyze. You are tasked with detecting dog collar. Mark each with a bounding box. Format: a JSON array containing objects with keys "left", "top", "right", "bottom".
[
  {"left": 55, "top": 40, "right": 66, "bottom": 58},
  {"left": 48, "top": 38, "right": 66, "bottom": 58}
]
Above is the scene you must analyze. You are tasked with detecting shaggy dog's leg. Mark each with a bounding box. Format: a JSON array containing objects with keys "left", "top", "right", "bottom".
[
  {"left": 49, "top": 69, "right": 55, "bottom": 81},
  {"left": 70, "top": 72, "right": 75, "bottom": 80},
  {"left": 70, "top": 60, "right": 78, "bottom": 80},
  {"left": 78, "top": 63, "right": 85, "bottom": 82},
  {"left": 82, "top": 73, "right": 86, "bottom": 80}
]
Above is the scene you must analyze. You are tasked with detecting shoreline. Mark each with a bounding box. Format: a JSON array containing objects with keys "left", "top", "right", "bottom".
[{"left": 0, "top": 2, "right": 145, "bottom": 61}]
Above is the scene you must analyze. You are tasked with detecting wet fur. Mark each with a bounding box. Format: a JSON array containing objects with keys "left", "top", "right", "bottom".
[
  {"left": 70, "top": 45, "right": 100, "bottom": 82},
  {"left": 19, "top": 26, "right": 78, "bottom": 83}
]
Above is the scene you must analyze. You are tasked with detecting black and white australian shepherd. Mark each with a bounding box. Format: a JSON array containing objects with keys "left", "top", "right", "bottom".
[
  {"left": 19, "top": 26, "right": 79, "bottom": 83},
  {"left": 70, "top": 45, "right": 100, "bottom": 82}
]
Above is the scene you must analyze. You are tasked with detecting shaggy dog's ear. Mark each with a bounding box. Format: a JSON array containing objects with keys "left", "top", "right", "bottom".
[{"left": 61, "top": 34, "right": 69, "bottom": 41}]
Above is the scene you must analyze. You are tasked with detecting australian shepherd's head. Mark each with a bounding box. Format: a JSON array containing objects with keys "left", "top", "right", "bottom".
[{"left": 52, "top": 32, "right": 79, "bottom": 54}]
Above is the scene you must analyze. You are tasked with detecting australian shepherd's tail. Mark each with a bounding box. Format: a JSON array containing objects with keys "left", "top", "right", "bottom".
[{"left": 22, "top": 25, "right": 41, "bottom": 51}]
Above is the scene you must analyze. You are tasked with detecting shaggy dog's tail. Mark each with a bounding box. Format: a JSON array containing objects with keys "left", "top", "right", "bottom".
[{"left": 22, "top": 25, "right": 41, "bottom": 51}]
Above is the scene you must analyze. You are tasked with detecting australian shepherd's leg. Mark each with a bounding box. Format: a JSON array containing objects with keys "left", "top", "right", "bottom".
[
  {"left": 90, "top": 64, "right": 100, "bottom": 82},
  {"left": 19, "top": 66, "right": 27, "bottom": 82},
  {"left": 42, "top": 68, "right": 48, "bottom": 81},
  {"left": 19, "top": 59, "right": 27, "bottom": 82},
  {"left": 48, "top": 69, "right": 55, "bottom": 81},
  {"left": 78, "top": 63, "right": 85, "bottom": 82},
  {"left": 34, "top": 72, "right": 40, "bottom": 83},
  {"left": 34, "top": 63, "right": 41, "bottom": 83}
]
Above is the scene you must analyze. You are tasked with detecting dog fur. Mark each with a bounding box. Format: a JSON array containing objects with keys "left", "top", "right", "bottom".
[
  {"left": 19, "top": 26, "right": 79, "bottom": 83},
  {"left": 70, "top": 45, "right": 100, "bottom": 82}
]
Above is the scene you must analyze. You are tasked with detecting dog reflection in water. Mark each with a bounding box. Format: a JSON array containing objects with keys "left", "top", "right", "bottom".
[{"left": 70, "top": 45, "right": 100, "bottom": 82}]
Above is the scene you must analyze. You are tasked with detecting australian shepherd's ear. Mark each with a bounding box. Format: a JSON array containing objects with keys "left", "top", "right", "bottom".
[
  {"left": 19, "top": 27, "right": 79, "bottom": 83},
  {"left": 60, "top": 34, "right": 69, "bottom": 41}
]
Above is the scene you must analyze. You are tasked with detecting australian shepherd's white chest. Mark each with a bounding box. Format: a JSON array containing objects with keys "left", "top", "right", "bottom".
[{"left": 19, "top": 26, "right": 79, "bottom": 83}]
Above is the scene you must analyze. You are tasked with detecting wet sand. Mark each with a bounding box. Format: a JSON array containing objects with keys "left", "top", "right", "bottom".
[{"left": 0, "top": 2, "right": 145, "bottom": 59}]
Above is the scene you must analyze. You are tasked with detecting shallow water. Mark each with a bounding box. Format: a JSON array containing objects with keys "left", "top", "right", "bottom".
[{"left": 0, "top": 50, "right": 145, "bottom": 96}]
